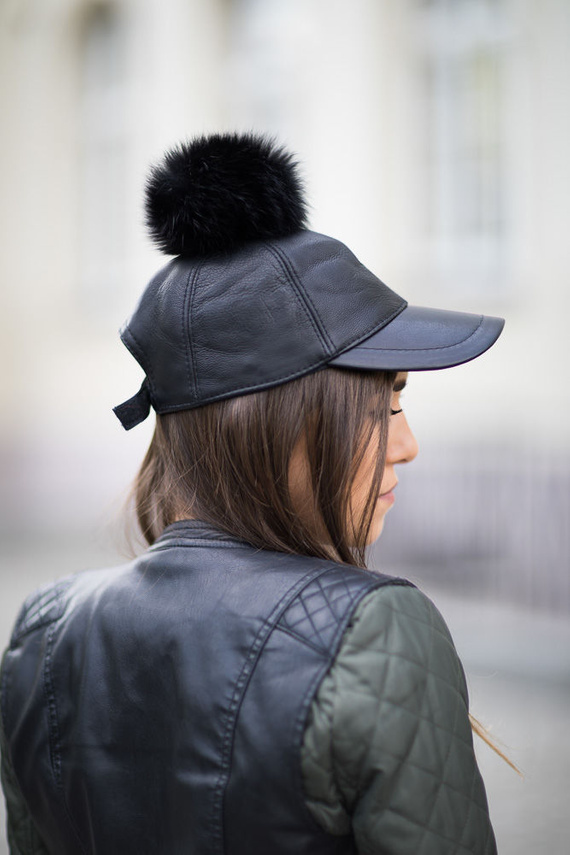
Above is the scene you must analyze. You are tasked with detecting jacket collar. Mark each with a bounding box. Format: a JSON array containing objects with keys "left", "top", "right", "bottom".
[{"left": 150, "top": 519, "right": 251, "bottom": 551}]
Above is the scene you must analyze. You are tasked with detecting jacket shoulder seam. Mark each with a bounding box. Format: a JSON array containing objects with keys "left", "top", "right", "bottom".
[
  {"left": 43, "top": 623, "right": 88, "bottom": 853},
  {"left": 209, "top": 562, "right": 344, "bottom": 851},
  {"left": 291, "top": 578, "right": 414, "bottom": 834},
  {"left": 273, "top": 623, "right": 330, "bottom": 657},
  {"left": 10, "top": 580, "right": 73, "bottom": 646}
]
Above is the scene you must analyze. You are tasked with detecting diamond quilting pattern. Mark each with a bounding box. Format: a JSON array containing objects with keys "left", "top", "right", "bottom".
[
  {"left": 301, "top": 584, "right": 497, "bottom": 854},
  {"left": 277, "top": 567, "right": 407, "bottom": 654},
  {"left": 11, "top": 580, "right": 70, "bottom": 643}
]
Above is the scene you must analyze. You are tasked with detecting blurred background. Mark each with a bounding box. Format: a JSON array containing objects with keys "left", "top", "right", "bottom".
[{"left": 1, "top": 0, "right": 569, "bottom": 851}]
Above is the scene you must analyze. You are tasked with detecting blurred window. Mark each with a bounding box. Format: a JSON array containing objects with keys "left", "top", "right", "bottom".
[
  {"left": 78, "top": 2, "right": 127, "bottom": 311},
  {"left": 415, "top": 0, "right": 509, "bottom": 288},
  {"left": 225, "top": 0, "right": 305, "bottom": 133}
]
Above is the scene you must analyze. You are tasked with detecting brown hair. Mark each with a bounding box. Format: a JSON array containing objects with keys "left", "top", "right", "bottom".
[
  {"left": 132, "top": 365, "right": 521, "bottom": 772},
  {"left": 133, "top": 367, "right": 396, "bottom": 567}
]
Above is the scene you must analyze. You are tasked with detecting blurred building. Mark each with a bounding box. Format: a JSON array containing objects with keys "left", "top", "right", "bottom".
[{"left": 1, "top": 0, "right": 569, "bottom": 608}]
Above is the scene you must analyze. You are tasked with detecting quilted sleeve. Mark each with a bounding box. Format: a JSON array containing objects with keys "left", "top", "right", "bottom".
[{"left": 301, "top": 584, "right": 497, "bottom": 855}]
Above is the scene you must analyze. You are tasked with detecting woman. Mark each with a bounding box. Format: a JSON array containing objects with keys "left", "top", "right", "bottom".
[{"left": 0, "top": 134, "right": 504, "bottom": 854}]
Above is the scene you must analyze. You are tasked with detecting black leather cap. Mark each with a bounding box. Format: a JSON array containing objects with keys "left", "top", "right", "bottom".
[
  {"left": 114, "top": 229, "right": 504, "bottom": 429},
  {"left": 330, "top": 305, "right": 504, "bottom": 372}
]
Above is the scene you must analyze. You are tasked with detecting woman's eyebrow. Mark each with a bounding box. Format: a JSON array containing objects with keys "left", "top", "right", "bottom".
[{"left": 393, "top": 375, "right": 408, "bottom": 393}]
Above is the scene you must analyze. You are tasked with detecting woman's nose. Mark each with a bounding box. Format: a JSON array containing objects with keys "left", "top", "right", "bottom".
[{"left": 386, "top": 413, "right": 419, "bottom": 465}]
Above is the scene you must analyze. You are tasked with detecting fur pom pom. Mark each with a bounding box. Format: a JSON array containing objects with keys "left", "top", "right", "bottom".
[{"left": 145, "top": 133, "right": 308, "bottom": 256}]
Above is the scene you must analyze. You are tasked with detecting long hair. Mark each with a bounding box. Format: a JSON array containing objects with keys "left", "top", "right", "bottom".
[
  {"left": 131, "top": 365, "right": 521, "bottom": 771},
  {"left": 133, "top": 367, "right": 396, "bottom": 567}
]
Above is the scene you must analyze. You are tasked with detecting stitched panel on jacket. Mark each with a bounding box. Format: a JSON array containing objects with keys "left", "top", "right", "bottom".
[
  {"left": 301, "top": 584, "right": 497, "bottom": 855},
  {"left": 277, "top": 569, "right": 407, "bottom": 655},
  {"left": 10, "top": 580, "right": 71, "bottom": 644}
]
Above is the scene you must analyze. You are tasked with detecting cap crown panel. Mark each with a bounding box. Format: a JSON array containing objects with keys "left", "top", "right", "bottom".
[
  {"left": 276, "top": 233, "right": 406, "bottom": 354},
  {"left": 120, "top": 230, "right": 407, "bottom": 414},
  {"left": 190, "top": 245, "right": 326, "bottom": 403}
]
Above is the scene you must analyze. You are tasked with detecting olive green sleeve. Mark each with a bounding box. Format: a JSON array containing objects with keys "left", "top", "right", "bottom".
[{"left": 301, "top": 584, "right": 497, "bottom": 854}]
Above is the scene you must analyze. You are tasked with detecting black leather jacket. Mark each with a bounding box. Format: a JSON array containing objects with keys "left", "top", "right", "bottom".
[{"left": 1, "top": 521, "right": 496, "bottom": 854}]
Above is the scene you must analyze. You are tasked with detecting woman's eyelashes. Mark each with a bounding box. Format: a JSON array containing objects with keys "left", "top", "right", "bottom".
[
  {"left": 368, "top": 404, "right": 404, "bottom": 419},
  {"left": 390, "top": 390, "right": 404, "bottom": 416},
  {"left": 368, "top": 385, "right": 405, "bottom": 420}
]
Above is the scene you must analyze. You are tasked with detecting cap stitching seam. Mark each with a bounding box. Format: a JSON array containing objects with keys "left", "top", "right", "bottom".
[
  {"left": 350, "top": 315, "right": 485, "bottom": 353},
  {"left": 264, "top": 242, "right": 333, "bottom": 354},
  {"left": 151, "top": 302, "right": 408, "bottom": 412},
  {"left": 267, "top": 241, "right": 335, "bottom": 352},
  {"left": 336, "top": 301, "right": 406, "bottom": 350},
  {"left": 152, "top": 355, "right": 335, "bottom": 411},
  {"left": 281, "top": 248, "right": 336, "bottom": 352},
  {"left": 183, "top": 264, "right": 202, "bottom": 399}
]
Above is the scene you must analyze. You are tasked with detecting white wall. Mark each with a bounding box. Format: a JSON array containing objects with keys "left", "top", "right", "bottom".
[{"left": 0, "top": 0, "right": 568, "bottom": 583}]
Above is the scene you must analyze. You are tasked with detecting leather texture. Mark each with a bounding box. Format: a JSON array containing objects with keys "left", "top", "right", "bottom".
[
  {"left": 330, "top": 306, "right": 505, "bottom": 371},
  {"left": 116, "top": 230, "right": 406, "bottom": 423},
  {"left": 1, "top": 522, "right": 409, "bottom": 854},
  {"left": 114, "top": 228, "right": 505, "bottom": 428},
  {"left": 0, "top": 712, "right": 50, "bottom": 855}
]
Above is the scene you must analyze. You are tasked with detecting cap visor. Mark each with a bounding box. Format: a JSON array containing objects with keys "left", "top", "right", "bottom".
[{"left": 329, "top": 305, "right": 505, "bottom": 371}]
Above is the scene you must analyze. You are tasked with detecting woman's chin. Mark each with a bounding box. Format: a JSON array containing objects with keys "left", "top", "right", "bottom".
[
  {"left": 366, "top": 517, "right": 386, "bottom": 545},
  {"left": 367, "top": 500, "right": 397, "bottom": 544}
]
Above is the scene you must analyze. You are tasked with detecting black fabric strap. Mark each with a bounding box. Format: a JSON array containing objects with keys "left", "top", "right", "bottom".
[{"left": 113, "top": 379, "right": 152, "bottom": 430}]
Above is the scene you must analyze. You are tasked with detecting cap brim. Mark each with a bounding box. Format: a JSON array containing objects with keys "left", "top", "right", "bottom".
[{"left": 329, "top": 305, "right": 505, "bottom": 371}]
